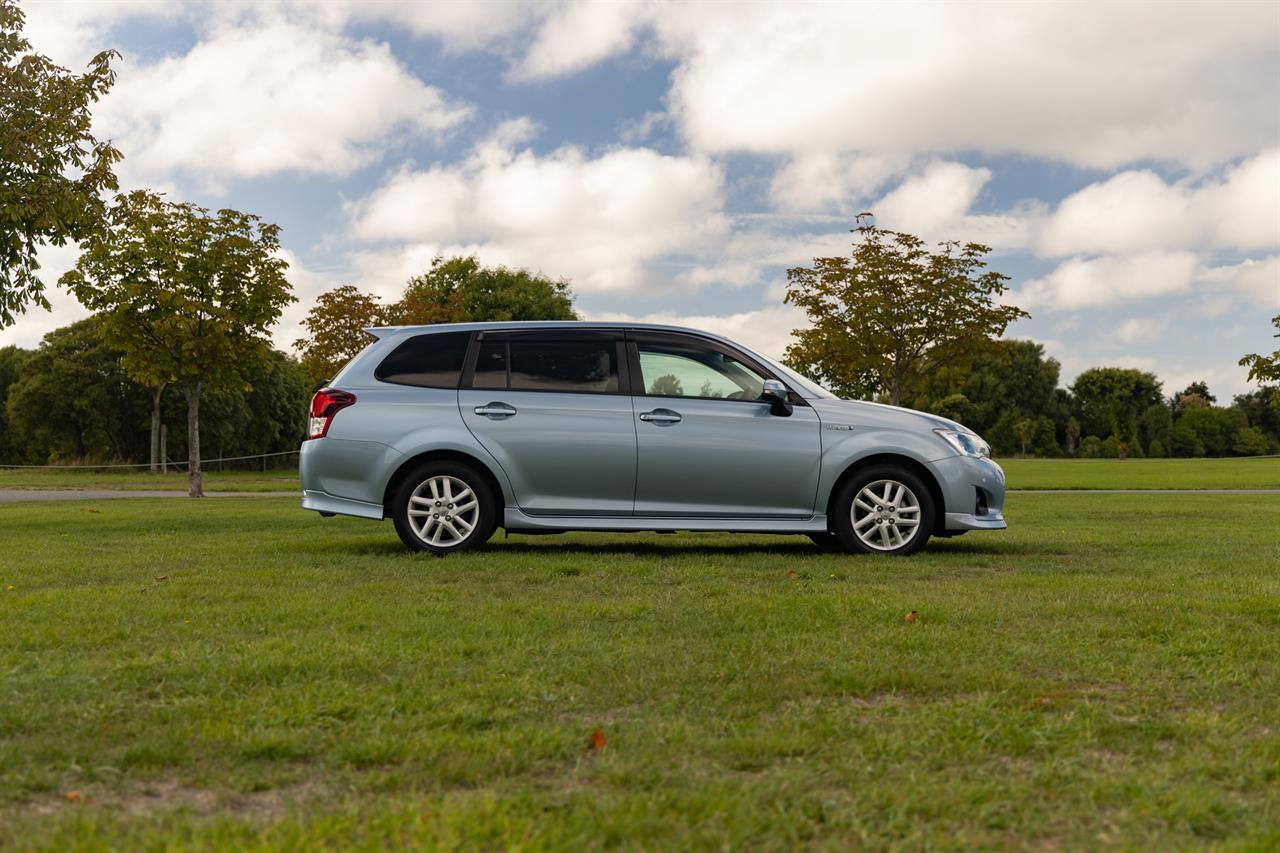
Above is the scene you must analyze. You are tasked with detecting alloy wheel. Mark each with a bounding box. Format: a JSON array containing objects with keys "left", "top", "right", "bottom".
[
  {"left": 407, "top": 475, "right": 480, "bottom": 548},
  {"left": 850, "top": 479, "right": 922, "bottom": 552}
]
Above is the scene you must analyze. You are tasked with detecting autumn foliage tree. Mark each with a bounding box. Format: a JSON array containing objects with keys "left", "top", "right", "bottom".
[
  {"left": 784, "top": 216, "right": 1027, "bottom": 405},
  {"left": 61, "top": 191, "right": 293, "bottom": 497},
  {"left": 0, "top": 0, "right": 122, "bottom": 326},
  {"left": 293, "top": 285, "right": 388, "bottom": 382}
]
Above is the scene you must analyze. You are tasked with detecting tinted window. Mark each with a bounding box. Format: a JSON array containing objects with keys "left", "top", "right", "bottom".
[
  {"left": 637, "top": 342, "right": 766, "bottom": 401},
  {"left": 375, "top": 331, "right": 471, "bottom": 388},
  {"left": 510, "top": 341, "right": 618, "bottom": 393},
  {"left": 472, "top": 340, "right": 507, "bottom": 389}
]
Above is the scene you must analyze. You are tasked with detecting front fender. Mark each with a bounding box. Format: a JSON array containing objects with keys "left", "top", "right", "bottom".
[{"left": 816, "top": 426, "right": 956, "bottom": 512}]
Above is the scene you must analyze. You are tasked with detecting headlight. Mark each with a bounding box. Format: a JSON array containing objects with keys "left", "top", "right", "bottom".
[{"left": 934, "top": 428, "right": 991, "bottom": 458}]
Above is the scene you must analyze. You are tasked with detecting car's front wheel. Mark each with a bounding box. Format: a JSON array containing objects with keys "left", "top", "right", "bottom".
[
  {"left": 392, "top": 462, "right": 497, "bottom": 555},
  {"left": 831, "top": 466, "right": 935, "bottom": 556}
]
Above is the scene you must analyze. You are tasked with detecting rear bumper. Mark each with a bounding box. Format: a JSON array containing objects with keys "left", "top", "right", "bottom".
[{"left": 301, "top": 489, "right": 384, "bottom": 520}]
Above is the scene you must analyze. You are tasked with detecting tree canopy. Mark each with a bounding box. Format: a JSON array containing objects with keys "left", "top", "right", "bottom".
[
  {"left": 61, "top": 190, "right": 293, "bottom": 495},
  {"left": 784, "top": 217, "right": 1027, "bottom": 405},
  {"left": 293, "top": 285, "right": 387, "bottom": 382},
  {"left": 0, "top": 0, "right": 121, "bottom": 326},
  {"left": 391, "top": 255, "right": 577, "bottom": 325}
]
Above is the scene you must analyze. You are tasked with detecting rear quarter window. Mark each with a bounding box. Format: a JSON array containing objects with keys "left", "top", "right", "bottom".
[{"left": 374, "top": 331, "right": 471, "bottom": 388}]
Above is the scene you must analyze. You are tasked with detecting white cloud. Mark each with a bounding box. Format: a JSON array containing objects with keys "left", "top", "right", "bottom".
[
  {"left": 1038, "top": 150, "right": 1280, "bottom": 257},
  {"left": 654, "top": 3, "right": 1280, "bottom": 169},
  {"left": 1113, "top": 316, "right": 1169, "bottom": 346},
  {"left": 0, "top": 244, "right": 92, "bottom": 349},
  {"left": 769, "top": 152, "right": 910, "bottom": 214},
  {"left": 1014, "top": 252, "right": 1201, "bottom": 311},
  {"left": 348, "top": 123, "right": 728, "bottom": 293},
  {"left": 867, "top": 161, "right": 1037, "bottom": 250},
  {"left": 96, "top": 20, "right": 470, "bottom": 186},
  {"left": 513, "top": 0, "right": 642, "bottom": 80},
  {"left": 1197, "top": 256, "right": 1280, "bottom": 310}
]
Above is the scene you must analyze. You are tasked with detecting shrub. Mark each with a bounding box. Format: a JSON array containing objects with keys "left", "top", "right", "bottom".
[
  {"left": 1233, "top": 426, "right": 1270, "bottom": 456},
  {"left": 1169, "top": 422, "right": 1204, "bottom": 457},
  {"left": 1101, "top": 436, "right": 1124, "bottom": 458},
  {"left": 1147, "top": 438, "right": 1167, "bottom": 458},
  {"left": 1078, "top": 436, "right": 1103, "bottom": 458}
]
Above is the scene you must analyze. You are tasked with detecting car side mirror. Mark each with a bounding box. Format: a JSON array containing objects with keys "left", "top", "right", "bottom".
[{"left": 761, "top": 379, "right": 793, "bottom": 417}]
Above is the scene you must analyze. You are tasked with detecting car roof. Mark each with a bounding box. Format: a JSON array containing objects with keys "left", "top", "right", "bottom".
[{"left": 365, "top": 320, "right": 727, "bottom": 340}]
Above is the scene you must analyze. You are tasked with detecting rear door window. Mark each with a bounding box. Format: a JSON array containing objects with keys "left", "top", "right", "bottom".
[
  {"left": 374, "top": 331, "right": 471, "bottom": 388},
  {"left": 466, "top": 335, "right": 621, "bottom": 394}
]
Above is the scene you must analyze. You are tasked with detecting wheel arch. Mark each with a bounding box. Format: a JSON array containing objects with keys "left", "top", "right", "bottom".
[
  {"left": 825, "top": 453, "right": 948, "bottom": 534},
  {"left": 382, "top": 449, "right": 507, "bottom": 520}
]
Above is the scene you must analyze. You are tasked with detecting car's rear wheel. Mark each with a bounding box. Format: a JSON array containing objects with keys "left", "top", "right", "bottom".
[
  {"left": 831, "top": 465, "right": 934, "bottom": 556},
  {"left": 392, "top": 462, "right": 497, "bottom": 555}
]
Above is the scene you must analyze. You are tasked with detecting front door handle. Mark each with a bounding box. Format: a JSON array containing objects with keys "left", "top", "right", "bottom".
[
  {"left": 474, "top": 402, "right": 517, "bottom": 418},
  {"left": 639, "top": 408, "right": 682, "bottom": 425}
]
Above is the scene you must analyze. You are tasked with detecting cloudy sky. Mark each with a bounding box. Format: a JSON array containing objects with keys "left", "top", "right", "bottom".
[{"left": 6, "top": 0, "right": 1279, "bottom": 397}]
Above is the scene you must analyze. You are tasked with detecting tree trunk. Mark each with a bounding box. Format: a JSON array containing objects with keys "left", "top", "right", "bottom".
[
  {"left": 186, "top": 379, "right": 203, "bottom": 498},
  {"left": 149, "top": 382, "right": 166, "bottom": 475}
]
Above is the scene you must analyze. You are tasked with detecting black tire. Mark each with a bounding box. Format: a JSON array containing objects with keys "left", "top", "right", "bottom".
[
  {"left": 807, "top": 532, "right": 844, "bottom": 552},
  {"left": 391, "top": 461, "right": 498, "bottom": 555},
  {"left": 830, "top": 465, "right": 935, "bottom": 556}
]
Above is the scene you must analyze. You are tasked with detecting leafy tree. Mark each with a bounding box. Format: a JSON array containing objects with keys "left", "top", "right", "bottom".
[
  {"left": 0, "top": 343, "right": 29, "bottom": 462},
  {"left": 932, "top": 393, "right": 976, "bottom": 428},
  {"left": 1070, "top": 367, "right": 1163, "bottom": 441},
  {"left": 1064, "top": 417, "right": 1081, "bottom": 456},
  {"left": 198, "top": 349, "right": 310, "bottom": 462},
  {"left": 1168, "top": 421, "right": 1203, "bottom": 457},
  {"left": 0, "top": 1, "right": 121, "bottom": 326},
  {"left": 1013, "top": 418, "right": 1036, "bottom": 456},
  {"left": 1232, "top": 386, "right": 1280, "bottom": 439},
  {"left": 1147, "top": 438, "right": 1166, "bottom": 458},
  {"left": 1177, "top": 406, "right": 1243, "bottom": 456},
  {"left": 1100, "top": 435, "right": 1124, "bottom": 459},
  {"left": 391, "top": 255, "right": 577, "bottom": 326},
  {"left": 1233, "top": 426, "right": 1270, "bottom": 457},
  {"left": 784, "top": 217, "right": 1027, "bottom": 404},
  {"left": 1238, "top": 314, "right": 1280, "bottom": 384},
  {"left": 61, "top": 191, "right": 293, "bottom": 496},
  {"left": 294, "top": 285, "right": 387, "bottom": 383},
  {"left": 1078, "top": 435, "right": 1103, "bottom": 458},
  {"left": 5, "top": 318, "right": 149, "bottom": 461},
  {"left": 914, "top": 340, "right": 1062, "bottom": 436},
  {"left": 1139, "top": 403, "right": 1172, "bottom": 452},
  {"left": 1175, "top": 380, "right": 1216, "bottom": 405}
]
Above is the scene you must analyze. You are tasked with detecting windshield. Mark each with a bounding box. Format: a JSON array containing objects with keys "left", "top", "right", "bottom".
[{"left": 740, "top": 346, "right": 839, "bottom": 399}]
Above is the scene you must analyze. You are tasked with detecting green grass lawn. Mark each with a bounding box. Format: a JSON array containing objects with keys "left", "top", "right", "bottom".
[
  {"left": 2, "top": 494, "right": 1277, "bottom": 848},
  {"left": 999, "top": 457, "right": 1280, "bottom": 490},
  {"left": 2, "top": 456, "right": 1278, "bottom": 494}
]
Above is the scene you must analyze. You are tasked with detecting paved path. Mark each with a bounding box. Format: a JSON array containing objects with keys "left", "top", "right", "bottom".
[{"left": 0, "top": 489, "right": 291, "bottom": 503}]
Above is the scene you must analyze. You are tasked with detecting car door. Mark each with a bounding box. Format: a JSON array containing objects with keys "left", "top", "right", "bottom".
[
  {"left": 459, "top": 329, "right": 636, "bottom": 516},
  {"left": 629, "top": 331, "right": 822, "bottom": 518}
]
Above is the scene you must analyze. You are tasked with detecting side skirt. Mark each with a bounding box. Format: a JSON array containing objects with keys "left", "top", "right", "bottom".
[{"left": 503, "top": 508, "right": 828, "bottom": 534}]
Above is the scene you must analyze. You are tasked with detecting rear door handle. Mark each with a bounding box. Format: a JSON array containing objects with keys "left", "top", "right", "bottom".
[
  {"left": 474, "top": 402, "right": 517, "bottom": 418},
  {"left": 639, "top": 408, "right": 682, "bottom": 425}
]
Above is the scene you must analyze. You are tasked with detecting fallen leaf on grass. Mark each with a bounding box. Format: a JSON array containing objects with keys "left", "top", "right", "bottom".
[
  {"left": 586, "top": 728, "right": 607, "bottom": 752},
  {"left": 154, "top": 576, "right": 168, "bottom": 582},
  {"left": 82, "top": 508, "right": 100, "bottom": 513},
  {"left": 786, "top": 569, "right": 797, "bottom": 579},
  {"left": 65, "top": 791, "right": 81, "bottom": 803},
  {"left": 904, "top": 610, "right": 919, "bottom": 622},
  {"left": 1033, "top": 696, "right": 1054, "bottom": 709}
]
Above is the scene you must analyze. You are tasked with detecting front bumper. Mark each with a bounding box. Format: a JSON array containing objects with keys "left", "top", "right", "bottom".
[{"left": 926, "top": 454, "right": 1007, "bottom": 531}]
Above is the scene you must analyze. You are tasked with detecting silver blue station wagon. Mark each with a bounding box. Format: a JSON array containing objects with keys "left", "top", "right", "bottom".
[{"left": 300, "top": 322, "right": 1006, "bottom": 556}]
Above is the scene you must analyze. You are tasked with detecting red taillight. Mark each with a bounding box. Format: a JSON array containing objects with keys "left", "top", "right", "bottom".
[{"left": 306, "top": 388, "right": 357, "bottom": 440}]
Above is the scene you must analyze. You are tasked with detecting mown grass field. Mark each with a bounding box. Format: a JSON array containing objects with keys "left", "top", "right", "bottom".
[
  {"left": 2, "top": 490, "right": 1277, "bottom": 848},
  {"left": 2, "top": 455, "right": 1278, "bottom": 493}
]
